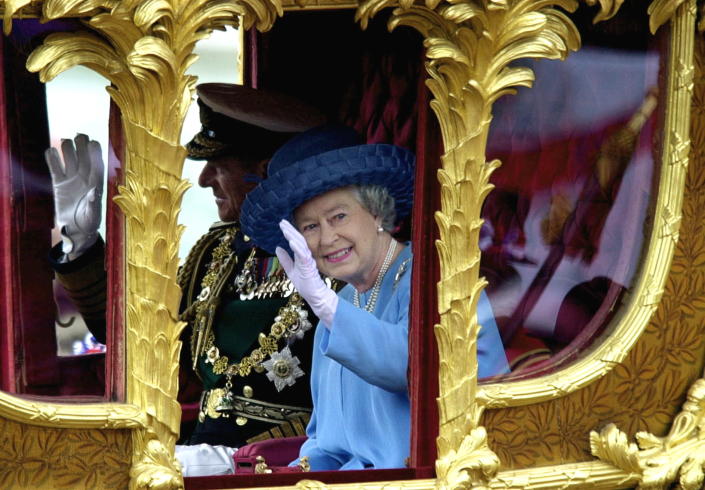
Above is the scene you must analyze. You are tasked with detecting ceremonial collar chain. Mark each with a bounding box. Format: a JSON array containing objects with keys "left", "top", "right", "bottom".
[
  {"left": 204, "top": 292, "right": 312, "bottom": 378},
  {"left": 188, "top": 227, "right": 312, "bottom": 380},
  {"left": 353, "top": 239, "right": 397, "bottom": 313}
]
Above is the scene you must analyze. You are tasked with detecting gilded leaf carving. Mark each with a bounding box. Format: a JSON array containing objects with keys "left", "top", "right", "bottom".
[
  {"left": 648, "top": 0, "right": 690, "bottom": 34},
  {"left": 356, "top": 0, "right": 579, "bottom": 485},
  {"left": 583, "top": 0, "right": 624, "bottom": 23},
  {"left": 19, "top": 0, "right": 282, "bottom": 487}
]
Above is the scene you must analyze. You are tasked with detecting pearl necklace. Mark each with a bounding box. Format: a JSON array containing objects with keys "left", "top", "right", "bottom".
[{"left": 353, "top": 239, "right": 397, "bottom": 313}]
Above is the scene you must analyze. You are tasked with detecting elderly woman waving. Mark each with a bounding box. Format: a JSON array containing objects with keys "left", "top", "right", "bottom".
[{"left": 241, "top": 125, "right": 509, "bottom": 471}]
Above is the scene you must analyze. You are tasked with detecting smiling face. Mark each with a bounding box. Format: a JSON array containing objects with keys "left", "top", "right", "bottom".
[
  {"left": 294, "top": 186, "right": 391, "bottom": 291},
  {"left": 198, "top": 154, "right": 265, "bottom": 222}
]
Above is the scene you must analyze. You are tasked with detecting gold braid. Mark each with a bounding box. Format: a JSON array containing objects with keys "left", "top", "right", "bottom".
[
  {"left": 175, "top": 224, "right": 239, "bottom": 371},
  {"left": 177, "top": 227, "right": 228, "bottom": 306}
]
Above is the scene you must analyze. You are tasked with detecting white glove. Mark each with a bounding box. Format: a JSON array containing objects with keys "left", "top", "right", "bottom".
[
  {"left": 45, "top": 134, "right": 104, "bottom": 259},
  {"left": 276, "top": 219, "right": 339, "bottom": 329}
]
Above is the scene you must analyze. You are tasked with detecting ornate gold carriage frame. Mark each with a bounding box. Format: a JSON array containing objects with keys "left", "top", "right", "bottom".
[{"left": 0, "top": 0, "right": 704, "bottom": 488}]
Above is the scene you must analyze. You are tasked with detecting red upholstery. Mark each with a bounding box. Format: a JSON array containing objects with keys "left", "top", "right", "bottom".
[{"left": 233, "top": 436, "right": 306, "bottom": 474}]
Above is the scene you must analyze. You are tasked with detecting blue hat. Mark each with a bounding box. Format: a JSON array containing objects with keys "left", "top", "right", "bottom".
[{"left": 241, "top": 125, "right": 415, "bottom": 254}]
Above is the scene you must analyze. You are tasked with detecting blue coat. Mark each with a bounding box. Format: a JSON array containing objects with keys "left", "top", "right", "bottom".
[{"left": 295, "top": 245, "right": 508, "bottom": 470}]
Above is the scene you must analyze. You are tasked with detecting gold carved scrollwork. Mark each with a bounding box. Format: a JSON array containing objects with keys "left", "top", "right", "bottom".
[
  {"left": 648, "top": 0, "right": 691, "bottom": 34},
  {"left": 590, "top": 376, "right": 705, "bottom": 490},
  {"left": 356, "top": 0, "right": 581, "bottom": 487},
  {"left": 583, "top": 0, "right": 624, "bottom": 24},
  {"left": 588, "top": 3, "right": 705, "bottom": 489},
  {"left": 0, "top": 0, "right": 282, "bottom": 488}
]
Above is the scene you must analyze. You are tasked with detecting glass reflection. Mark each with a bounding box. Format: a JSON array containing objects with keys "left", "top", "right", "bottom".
[
  {"left": 484, "top": 42, "right": 659, "bottom": 377},
  {"left": 0, "top": 19, "right": 109, "bottom": 395},
  {"left": 46, "top": 66, "right": 110, "bottom": 357}
]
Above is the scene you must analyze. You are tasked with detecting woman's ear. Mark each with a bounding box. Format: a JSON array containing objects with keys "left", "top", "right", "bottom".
[{"left": 375, "top": 216, "right": 384, "bottom": 232}]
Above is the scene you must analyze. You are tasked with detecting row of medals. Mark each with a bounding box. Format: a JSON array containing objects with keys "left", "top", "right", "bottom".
[
  {"left": 235, "top": 264, "right": 295, "bottom": 301},
  {"left": 234, "top": 255, "right": 335, "bottom": 301}
]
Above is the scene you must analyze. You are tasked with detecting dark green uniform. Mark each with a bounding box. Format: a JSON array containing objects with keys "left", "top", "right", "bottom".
[
  {"left": 178, "top": 221, "right": 316, "bottom": 447},
  {"left": 51, "top": 221, "right": 318, "bottom": 448}
]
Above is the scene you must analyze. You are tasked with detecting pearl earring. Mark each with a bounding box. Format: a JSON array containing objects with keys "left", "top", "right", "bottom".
[{"left": 377, "top": 226, "right": 384, "bottom": 233}]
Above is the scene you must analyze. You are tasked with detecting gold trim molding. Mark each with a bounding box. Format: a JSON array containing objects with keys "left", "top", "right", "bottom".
[
  {"left": 0, "top": 0, "right": 699, "bottom": 489},
  {"left": 0, "top": 392, "right": 145, "bottom": 429},
  {"left": 480, "top": 0, "right": 695, "bottom": 409}
]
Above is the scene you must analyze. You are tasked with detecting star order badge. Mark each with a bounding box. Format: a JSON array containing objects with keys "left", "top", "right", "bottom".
[{"left": 262, "top": 346, "right": 304, "bottom": 392}]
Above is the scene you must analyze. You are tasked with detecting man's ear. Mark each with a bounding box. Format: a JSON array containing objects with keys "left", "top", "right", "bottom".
[{"left": 253, "top": 158, "right": 269, "bottom": 178}]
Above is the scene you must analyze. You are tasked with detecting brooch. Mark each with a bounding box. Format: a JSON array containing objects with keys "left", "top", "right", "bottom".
[{"left": 261, "top": 346, "right": 305, "bottom": 392}]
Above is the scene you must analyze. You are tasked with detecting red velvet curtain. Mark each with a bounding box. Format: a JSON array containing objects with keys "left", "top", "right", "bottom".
[
  {"left": 0, "top": 33, "right": 15, "bottom": 392},
  {"left": 105, "top": 101, "right": 125, "bottom": 400},
  {"left": 0, "top": 30, "right": 58, "bottom": 393}
]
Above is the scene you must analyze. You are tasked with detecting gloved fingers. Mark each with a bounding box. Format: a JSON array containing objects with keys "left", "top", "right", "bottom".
[
  {"left": 279, "top": 219, "right": 301, "bottom": 242},
  {"left": 275, "top": 246, "right": 295, "bottom": 277},
  {"left": 59, "top": 226, "right": 76, "bottom": 254},
  {"left": 44, "top": 147, "right": 67, "bottom": 182},
  {"left": 85, "top": 187, "right": 96, "bottom": 204},
  {"left": 60, "top": 138, "right": 79, "bottom": 179},
  {"left": 279, "top": 220, "right": 313, "bottom": 263},
  {"left": 74, "top": 134, "right": 93, "bottom": 184},
  {"left": 86, "top": 139, "right": 105, "bottom": 194},
  {"left": 290, "top": 237, "right": 314, "bottom": 266}
]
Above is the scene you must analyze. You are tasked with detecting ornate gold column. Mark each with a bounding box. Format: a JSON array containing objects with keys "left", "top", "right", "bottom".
[
  {"left": 6, "top": 0, "right": 281, "bottom": 487},
  {"left": 356, "top": 0, "right": 581, "bottom": 486}
]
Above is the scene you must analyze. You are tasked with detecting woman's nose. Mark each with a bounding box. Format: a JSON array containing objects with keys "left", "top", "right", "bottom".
[{"left": 319, "top": 222, "right": 338, "bottom": 246}]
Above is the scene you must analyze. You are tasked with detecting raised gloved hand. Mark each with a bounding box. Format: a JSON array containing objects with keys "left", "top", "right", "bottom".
[
  {"left": 45, "top": 134, "right": 104, "bottom": 259},
  {"left": 276, "top": 219, "right": 338, "bottom": 329}
]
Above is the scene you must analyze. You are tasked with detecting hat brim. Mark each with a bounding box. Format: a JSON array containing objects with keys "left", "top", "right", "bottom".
[
  {"left": 241, "top": 144, "right": 415, "bottom": 254},
  {"left": 185, "top": 131, "right": 231, "bottom": 160}
]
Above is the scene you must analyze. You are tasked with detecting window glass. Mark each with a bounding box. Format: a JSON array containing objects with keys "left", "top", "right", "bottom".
[
  {"left": 46, "top": 66, "right": 110, "bottom": 356},
  {"left": 483, "top": 12, "right": 659, "bottom": 376}
]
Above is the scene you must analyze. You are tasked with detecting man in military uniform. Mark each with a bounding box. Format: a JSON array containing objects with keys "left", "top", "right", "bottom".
[{"left": 46, "top": 83, "right": 327, "bottom": 472}]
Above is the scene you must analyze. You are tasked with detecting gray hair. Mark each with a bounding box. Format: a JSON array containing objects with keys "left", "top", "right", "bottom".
[{"left": 352, "top": 184, "right": 397, "bottom": 232}]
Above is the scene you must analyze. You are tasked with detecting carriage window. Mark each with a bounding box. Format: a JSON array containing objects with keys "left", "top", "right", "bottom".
[
  {"left": 46, "top": 66, "right": 110, "bottom": 357},
  {"left": 483, "top": 4, "right": 659, "bottom": 378},
  {"left": 0, "top": 20, "right": 113, "bottom": 395}
]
